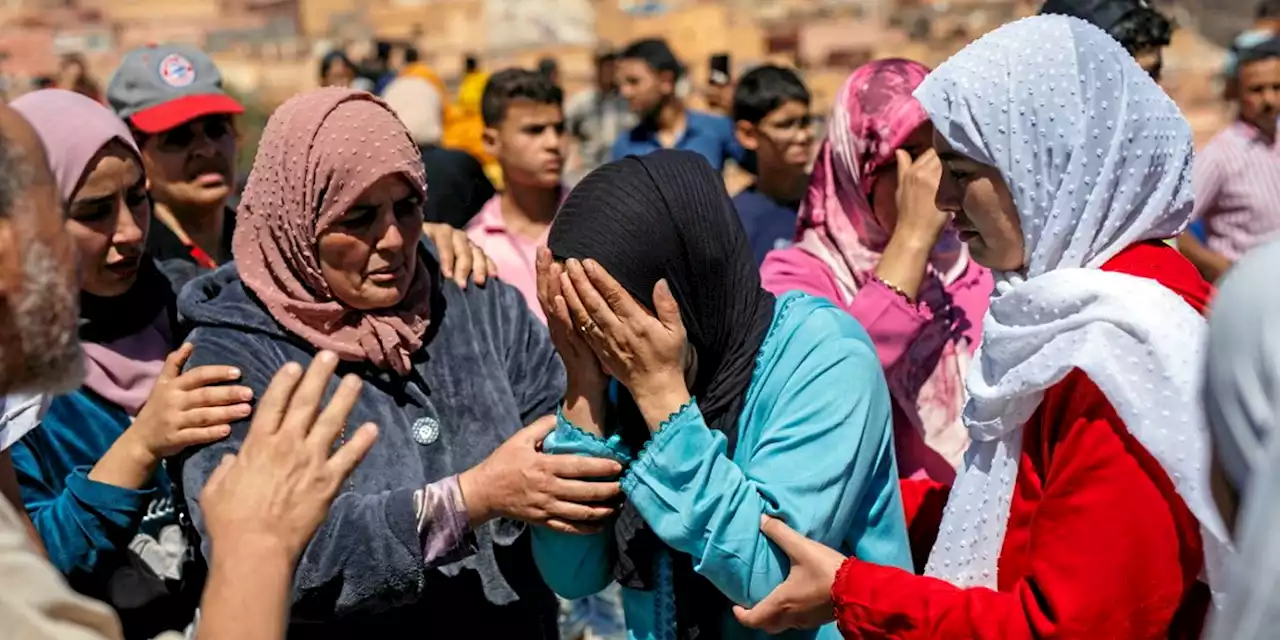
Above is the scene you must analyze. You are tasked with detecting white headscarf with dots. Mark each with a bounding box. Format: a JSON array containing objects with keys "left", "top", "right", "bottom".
[
  {"left": 1204, "top": 239, "right": 1280, "bottom": 638},
  {"left": 914, "top": 15, "right": 1229, "bottom": 598}
]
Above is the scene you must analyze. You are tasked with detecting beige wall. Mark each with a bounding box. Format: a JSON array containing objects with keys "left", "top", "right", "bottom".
[
  {"left": 299, "top": 0, "right": 359, "bottom": 36},
  {"left": 87, "top": 0, "right": 221, "bottom": 23}
]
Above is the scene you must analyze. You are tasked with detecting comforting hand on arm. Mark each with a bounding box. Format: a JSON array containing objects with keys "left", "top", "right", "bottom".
[
  {"left": 91, "top": 344, "right": 251, "bottom": 491},
  {"left": 421, "top": 222, "right": 497, "bottom": 289},
  {"left": 550, "top": 259, "right": 908, "bottom": 610}
]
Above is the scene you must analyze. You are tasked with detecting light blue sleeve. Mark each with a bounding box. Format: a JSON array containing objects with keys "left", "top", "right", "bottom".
[
  {"left": 620, "top": 320, "right": 911, "bottom": 607},
  {"left": 530, "top": 412, "right": 634, "bottom": 600}
]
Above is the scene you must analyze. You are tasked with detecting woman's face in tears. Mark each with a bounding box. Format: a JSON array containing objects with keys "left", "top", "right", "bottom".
[
  {"left": 317, "top": 173, "right": 424, "bottom": 310},
  {"left": 932, "top": 130, "right": 1025, "bottom": 271}
]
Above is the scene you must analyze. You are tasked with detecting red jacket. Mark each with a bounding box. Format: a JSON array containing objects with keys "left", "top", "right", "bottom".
[{"left": 833, "top": 242, "right": 1211, "bottom": 639}]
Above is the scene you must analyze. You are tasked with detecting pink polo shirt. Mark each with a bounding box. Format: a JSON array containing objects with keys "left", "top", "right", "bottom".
[
  {"left": 465, "top": 194, "right": 552, "bottom": 324},
  {"left": 1193, "top": 120, "right": 1280, "bottom": 260}
]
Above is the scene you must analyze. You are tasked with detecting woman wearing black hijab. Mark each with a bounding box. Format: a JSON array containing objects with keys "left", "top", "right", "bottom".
[{"left": 530, "top": 149, "right": 911, "bottom": 639}]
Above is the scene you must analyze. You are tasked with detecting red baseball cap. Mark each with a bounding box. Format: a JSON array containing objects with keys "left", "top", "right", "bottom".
[{"left": 107, "top": 44, "right": 245, "bottom": 134}]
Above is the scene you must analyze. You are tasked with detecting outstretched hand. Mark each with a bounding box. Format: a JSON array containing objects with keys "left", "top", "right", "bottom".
[
  {"left": 732, "top": 516, "right": 847, "bottom": 634},
  {"left": 200, "top": 351, "right": 379, "bottom": 563}
]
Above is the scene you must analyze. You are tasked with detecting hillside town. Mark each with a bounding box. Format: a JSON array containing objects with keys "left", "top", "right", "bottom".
[
  {"left": 1, "top": 1, "right": 1279, "bottom": 640},
  {"left": 0, "top": 0, "right": 1250, "bottom": 143}
]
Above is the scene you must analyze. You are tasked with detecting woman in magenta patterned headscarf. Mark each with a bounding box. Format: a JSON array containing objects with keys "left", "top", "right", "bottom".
[{"left": 760, "top": 60, "right": 993, "bottom": 520}]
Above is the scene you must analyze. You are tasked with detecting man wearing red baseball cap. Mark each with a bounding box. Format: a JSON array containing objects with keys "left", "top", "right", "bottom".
[
  {"left": 108, "top": 43, "right": 502, "bottom": 292},
  {"left": 107, "top": 44, "right": 244, "bottom": 288}
]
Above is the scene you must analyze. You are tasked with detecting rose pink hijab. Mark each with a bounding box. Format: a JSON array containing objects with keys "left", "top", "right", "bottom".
[
  {"left": 791, "top": 60, "right": 986, "bottom": 471},
  {"left": 234, "top": 88, "right": 431, "bottom": 374},
  {"left": 12, "top": 89, "right": 171, "bottom": 416}
]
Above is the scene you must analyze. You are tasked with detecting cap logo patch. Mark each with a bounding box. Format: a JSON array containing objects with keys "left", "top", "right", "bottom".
[{"left": 158, "top": 54, "right": 196, "bottom": 88}]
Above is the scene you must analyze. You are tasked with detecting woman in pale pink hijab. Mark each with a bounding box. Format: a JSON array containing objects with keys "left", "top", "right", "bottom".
[
  {"left": 7, "top": 89, "right": 253, "bottom": 638},
  {"left": 760, "top": 60, "right": 993, "bottom": 563},
  {"left": 176, "top": 87, "right": 622, "bottom": 636}
]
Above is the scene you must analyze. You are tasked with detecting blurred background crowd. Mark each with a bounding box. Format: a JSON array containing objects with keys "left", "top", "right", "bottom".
[
  {"left": 0, "top": 0, "right": 1264, "bottom": 188},
  {"left": 2, "top": 3, "right": 1279, "bottom": 640}
]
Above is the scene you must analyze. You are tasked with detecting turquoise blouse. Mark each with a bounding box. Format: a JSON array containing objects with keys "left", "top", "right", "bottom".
[{"left": 532, "top": 291, "right": 912, "bottom": 640}]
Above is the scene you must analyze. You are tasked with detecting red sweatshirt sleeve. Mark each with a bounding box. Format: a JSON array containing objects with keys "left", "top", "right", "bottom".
[{"left": 831, "top": 371, "right": 1204, "bottom": 640}]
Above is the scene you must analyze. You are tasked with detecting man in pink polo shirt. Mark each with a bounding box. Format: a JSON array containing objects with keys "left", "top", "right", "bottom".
[{"left": 466, "top": 68, "right": 566, "bottom": 322}]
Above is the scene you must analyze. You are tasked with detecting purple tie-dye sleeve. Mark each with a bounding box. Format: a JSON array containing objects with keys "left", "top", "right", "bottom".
[{"left": 413, "top": 475, "right": 477, "bottom": 566}]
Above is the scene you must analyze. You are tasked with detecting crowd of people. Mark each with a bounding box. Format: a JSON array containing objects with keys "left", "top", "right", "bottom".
[{"left": 0, "top": 0, "right": 1279, "bottom": 639}]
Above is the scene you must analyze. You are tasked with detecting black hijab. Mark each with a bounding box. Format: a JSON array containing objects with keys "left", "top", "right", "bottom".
[
  {"left": 548, "top": 150, "right": 776, "bottom": 639},
  {"left": 79, "top": 256, "right": 176, "bottom": 344}
]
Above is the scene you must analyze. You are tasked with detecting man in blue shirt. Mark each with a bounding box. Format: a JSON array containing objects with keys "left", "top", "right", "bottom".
[
  {"left": 611, "top": 38, "right": 746, "bottom": 171},
  {"left": 731, "top": 65, "right": 814, "bottom": 264}
]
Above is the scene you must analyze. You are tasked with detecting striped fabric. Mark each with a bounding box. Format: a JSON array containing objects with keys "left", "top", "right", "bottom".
[{"left": 1192, "top": 120, "right": 1280, "bottom": 261}]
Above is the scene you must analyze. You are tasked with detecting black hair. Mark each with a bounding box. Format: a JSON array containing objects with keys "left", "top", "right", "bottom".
[
  {"left": 464, "top": 54, "right": 479, "bottom": 73},
  {"left": 732, "top": 65, "right": 810, "bottom": 124},
  {"left": 375, "top": 40, "right": 393, "bottom": 62},
  {"left": 619, "top": 38, "right": 683, "bottom": 80},
  {"left": 481, "top": 68, "right": 564, "bottom": 127},
  {"left": 319, "top": 50, "right": 356, "bottom": 81},
  {"left": 537, "top": 57, "right": 559, "bottom": 78},
  {"left": 1236, "top": 36, "right": 1280, "bottom": 68},
  {"left": 1108, "top": 7, "right": 1174, "bottom": 54},
  {"left": 1258, "top": 0, "right": 1280, "bottom": 20},
  {"left": 404, "top": 46, "right": 420, "bottom": 64}
]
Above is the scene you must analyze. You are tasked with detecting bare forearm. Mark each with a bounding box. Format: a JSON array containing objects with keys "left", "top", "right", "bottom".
[
  {"left": 874, "top": 232, "right": 934, "bottom": 301},
  {"left": 1176, "top": 232, "right": 1231, "bottom": 283},
  {"left": 562, "top": 381, "right": 607, "bottom": 437},
  {"left": 87, "top": 434, "right": 156, "bottom": 490},
  {"left": 0, "top": 450, "right": 45, "bottom": 554},
  {"left": 198, "top": 539, "right": 294, "bottom": 640},
  {"left": 636, "top": 383, "right": 693, "bottom": 434}
]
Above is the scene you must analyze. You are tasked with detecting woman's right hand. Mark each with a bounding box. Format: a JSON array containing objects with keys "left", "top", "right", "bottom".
[
  {"left": 124, "top": 343, "right": 253, "bottom": 462},
  {"left": 891, "top": 148, "right": 950, "bottom": 244},
  {"left": 874, "top": 149, "right": 951, "bottom": 302},
  {"left": 538, "top": 247, "right": 605, "bottom": 387},
  {"left": 459, "top": 416, "right": 623, "bottom": 535},
  {"left": 537, "top": 247, "right": 608, "bottom": 435}
]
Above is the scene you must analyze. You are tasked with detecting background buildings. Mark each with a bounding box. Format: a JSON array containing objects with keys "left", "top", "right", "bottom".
[{"left": 0, "top": 0, "right": 1253, "bottom": 145}]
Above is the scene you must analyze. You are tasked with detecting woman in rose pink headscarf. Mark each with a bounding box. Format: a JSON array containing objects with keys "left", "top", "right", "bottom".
[
  {"left": 760, "top": 60, "right": 993, "bottom": 563},
  {"left": 175, "top": 87, "right": 623, "bottom": 637}
]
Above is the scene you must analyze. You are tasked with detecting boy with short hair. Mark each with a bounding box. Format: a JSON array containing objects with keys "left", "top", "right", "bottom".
[
  {"left": 731, "top": 65, "right": 814, "bottom": 265},
  {"left": 466, "top": 68, "right": 566, "bottom": 321}
]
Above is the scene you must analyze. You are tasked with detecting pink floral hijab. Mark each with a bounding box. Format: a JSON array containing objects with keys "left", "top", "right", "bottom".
[
  {"left": 794, "top": 59, "right": 980, "bottom": 470},
  {"left": 234, "top": 88, "right": 431, "bottom": 374}
]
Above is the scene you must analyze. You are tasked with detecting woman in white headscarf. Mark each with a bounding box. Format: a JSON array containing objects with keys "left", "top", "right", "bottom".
[
  {"left": 728, "top": 14, "right": 1229, "bottom": 639},
  {"left": 1203, "top": 239, "right": 1280, "bottom": 640}
]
